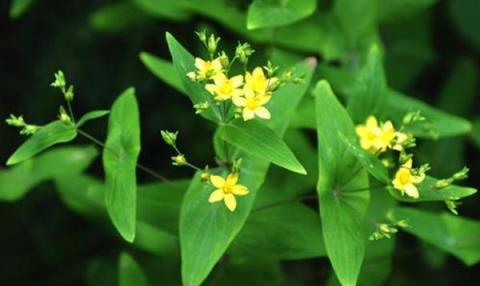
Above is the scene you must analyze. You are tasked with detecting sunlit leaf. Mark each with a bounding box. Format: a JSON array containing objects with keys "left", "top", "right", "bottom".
[
  {"left": 247, "top": 0, "right": 317, "bottom": 30},
  {"left": 140, "top": 52, "right": 186, "bottom": 94},
  {"left": 76, "top": 110, "right": 110, "bottom": 128}
]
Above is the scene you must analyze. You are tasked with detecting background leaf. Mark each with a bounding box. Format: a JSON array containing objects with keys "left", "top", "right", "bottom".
[
  {"left": 119, "top": 253, "right": 150, "bottom": 286},
  {"left": 140, "top": 52, "right": 186, "bottom": 94},
  {"left": 247, "top": 0, "right": 317, "bottom": 30},
  {"left": 103, "top": 88, "right": 141, "bottom": 243}
]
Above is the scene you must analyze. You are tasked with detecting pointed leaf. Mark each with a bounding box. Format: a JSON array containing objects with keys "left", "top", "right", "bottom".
[
  {"left": 388, "top": 176, "right": 477, "bottom": 202},
  {"left": 103, "top": 88, "right": 141, "bottom": 242},
  {"left": 7, "top": 120, "right": 77, "bottom": 166},
  {"left": 390, "top": 207, "right": 480, "bottom": 266},
  {"left": 219, "top": 120, "right": 306, "bottom": 174},
  {"left": 76, "top": 110, "right": 110, "bottom": 128},
  {"left": 166, "top": 32, "right": 221, "bottom": 122},
  {"left": 315, "top": 80, "right": 369, "bottom": 286},
  {"left": 140, "top": 52, "right": 186, "bottom": 94},
  {"left": 347, "top": 45, "right": 387, "bottom": 123}
]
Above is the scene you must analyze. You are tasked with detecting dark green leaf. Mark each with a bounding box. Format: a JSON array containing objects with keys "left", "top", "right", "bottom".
[
  {"left": 390, "top": 207, "right": 480, "bottom": 265},
  {"left": 119, "top": 253, "right": 150, "bottom": 286},
  {"left": 347, "top": 45, "right": 387, "bottom": 123},
  {"left": 219, "top": 120, "right": 306, "bottom": 175},
  {"left": 315, "top": 80, "right": 370, "bottom": 286},
  {"left": 103, "top": 88, "right": 141, "bottom": 243},
  {"left": 89, "top": 2, "right": 149, "bottom": 33},
  {"left": 247, "top": 0, "right": 317, "bottom": 30},
  {"left": 131, "top": 0, "right": 191, "bottom": 21},
  {"left": 10, "top": 0, "right": 34, "bottom": 19},
  {"left": 1, "top": 146, "right": 97, "bottom": 201},
  {"left": 7, "top": 120, "right": 77, "bottom": 166}
]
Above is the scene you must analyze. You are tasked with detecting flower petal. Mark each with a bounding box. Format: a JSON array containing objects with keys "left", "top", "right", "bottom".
[
  {"left": 230, "top": 75, "right": 244, "bottom": 88},
  {"left": 226, "top": 173, "right": 239, "bottom": 186},
  {"left": 232, "top": 96, "right": 246, "bottom": 107},
  {"left": 232, "top": 185, "right": 249, "bottom": 195},
  {"left": 243, "top": 108, "right": 255, "bottom": 121},
  {"left": 366, "top": 116, "right": 378, "bottom": 129},
  {"left": 205, "top": 84, "right": 216, "bottom": 95},
  {"left": 224, "top": 194, "right": 237, "bottom": 212},
  {"left": 210, "top": 175, "right": 225, "bottom": 188},
  {"left": 255, "top": 107, "right": 271, "bottom": 119},
  {"left": 195, "top": 58, "right": 205, "bottom": 70},
  {"left": 252, "top": 67, "right": 264, "bottom": 79},
  {"left": 404, "top": 184, "right": 419, "bottom": 199},
  {"left": 208, "top": 189, "right": 225, "bottom": 203}
]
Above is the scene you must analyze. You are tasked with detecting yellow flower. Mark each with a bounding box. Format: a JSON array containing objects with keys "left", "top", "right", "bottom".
[
  {"left": 355, "top": 116, "right": 396, "bottom": 153},
  {"left": 392, "top": 159, "right": 425, "bottom": 199},
  {"left": 187, "top": 57, "right": 223, "bottom": 81},
  {"left": 244, "top": 67, "right": 278, "bottom": 94},
  {"left": 208, "top": 173, "right": 249, "bottom": 212},
  {"left": 392, "top": 131, "right": 408, "bottom": 151},
  {"left": 233, "top": 87, "right": 271, "bottom": 121},
  {"left": 205, "top": 73, "right": 244, "bottom": 101}
]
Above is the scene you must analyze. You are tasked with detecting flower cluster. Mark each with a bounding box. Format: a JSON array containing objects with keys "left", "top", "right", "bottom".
[
  {"left": 186, "top": 31, "right": 298, "bottom": 122},
  {"left": 208, "top": 172, "right": 249, "bottom": 212},
  {"left": 356, "top": 114, "right": 427, "bottom": 198}
]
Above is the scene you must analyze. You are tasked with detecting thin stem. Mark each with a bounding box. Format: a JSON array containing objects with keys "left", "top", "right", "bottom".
[
  {"left": 77, "top": 129, "right": 169, "bottom": 182},
  {"left": 66, "top": 101, "right": 76, "bottom": 124}
]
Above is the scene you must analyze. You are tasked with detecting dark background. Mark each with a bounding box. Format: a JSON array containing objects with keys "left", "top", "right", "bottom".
[{"left": 1, "top": 0, "right": 479, "bottom": 285}]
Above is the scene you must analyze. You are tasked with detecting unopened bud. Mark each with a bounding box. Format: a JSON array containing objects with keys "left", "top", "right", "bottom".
[
  {"left": 65, "top": 85, "right": 74, "bottom": 102},
  {"left": 58, "top": 106, "right": 71, "bottom": 124},
  {"left": 201, "top": 171, "right": 210, "bottom": 181},
  {"left": 453, "top": 167, "right": 469, "bottom": 180},
  {"left": 235, "top": 42, "right": 254, "bottom": 64},
  {"left": 172, "top": 154, "right": 187, "bottom": 166},
  {"left": 219, "top": 51, "right": 230, "bottom": 69},
  {"left": 51, "top": 70, "right": 66, "bottom": 91},
  {"left": 435, "top": 179, "right": 451, "bottom": 190},
  {"left": 195, "top": 30, "right": 207, "bottom": 44},
  {"left": 207, "top": 34, "right": 220, "bottom": 54},
  {"left": 161, "top": 130, "right": 178, "bottom": 147}
]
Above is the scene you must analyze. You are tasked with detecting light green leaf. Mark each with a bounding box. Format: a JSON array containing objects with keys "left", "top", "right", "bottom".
[
  {"left": 247, "top": 0, "right": 317, "bottom": 30},
  {"left": 10, "top": 0, "right": 34, "bottom": 19},
  {"left": 379, "top": 0, "right": 438, "bottom": 23},
  {"left": 388, "top": 176, "right": 477, "bottom": 202},
  {"left": 390, "top": 207, "right": 480, "bottom": 265},
  {"left": 339, "top": 133, "right": 390, "bottom": 184},
  {"left": 219, "top": 120, "right": 306, "bottom": 175},
  {"left": 347, "top": 45, "right": 387, "bottom": 123},
  {"left": 103, "top": 88, "right": 141, "bottom": 243},
  {"left": 166, "top": 32, "right": 221, "bottom": 122},
  {"left": 139, "top": 52, "right": 186, "bottom": 94},
  {"left": 229, "top": 201, "right": 325, "bottom": 260},
  {"left": 7, "top": 120, "right": 77, "bottom": 166},
  {"left": 315, "top": 80, "right": 370, "bottom": 286},
  {"left": 76, "top": 110, "right": 110, "bottom": 128},
  {"left": 0, "top": 146, "right": 97, "bottom": 201},
  {"left": 119, "top": 253, "right": 150, "bottom": 286},
  {"left": 180, "top": 62, "right": 312, "bottom": 286}
]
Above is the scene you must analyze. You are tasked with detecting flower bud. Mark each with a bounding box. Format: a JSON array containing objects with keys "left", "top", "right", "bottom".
[
  {"left": 161, "top": 130, "right": 178, "bottom": 147},
  {"left": 435, "top": 179, "right": 451, "bottom": 190},
  {"left": 195, "top": 30, "right": 207, "bottom": 44},
  {"left": 65, "top": 85, "right": 74, "bottom": 102},
  {"left": 201, "top": 171, "right": 210, "bottom": 181},
  {"left": 453, "top": 167, "right": 469, "bottom": 180},
  {"left": 235, "top": 42, "right": 254, "bottom": 64},
  {"left": 219, "top": 51, "right": 230, "bottom": 69},
  {"left": 207, "top": 34, "right": 220, "bottom": 54},
  {"left": 172, "top": 154, "right": 187, "bottom": 166},
  {"left": 58, "top": 106, "right": 71, "bottom": 124},
  {"left": 51, "top": 70, "right": 66, "bottom": 91}
]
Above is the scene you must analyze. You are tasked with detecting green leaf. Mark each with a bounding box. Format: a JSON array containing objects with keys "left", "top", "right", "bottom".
[
  {"left": 119, "top": 253, "right": 150, "bottom": 286},
  {"left": 379, "top": 0, "right": 438, "bottom": 23},
  {"left": 315, "top": 80, "right": 370, "bottom": 286},
  {"left": 247, "top": 0, "right": 317, "bottom": 30},
  {"left": 131, "top": 0, "right": 191, "bottom": 21},
  {"left": 0, "top": 146, "right": 97, "bottom": 201},
  {"left": 386, "top": 89, "right": 472, "bottom": 138},
  {"left": 390, "top": 207, "right": 480, "bottom": 265},
  {"left": 347, "top": 45, "right": 387, "bottom": 123},
  {"left": 89, "top": 2, "right": 149, "bottom": 33},
  {"left": 139, "top": 52, "right": 186, "bottom": 94},
  {"left": 10, "top": 0, "right": 34, "bottom": 19},
  {"left": 180, "top": 62, "right": 313, "bottom": 286},
  {"left": 339, "top": 133, "right": 390, "bottom": 184},
  {"left": 471, "top": 118, "right": 480, "bottom": 149},
  {"left": 219, "top": 120, "right": 306, "bottom": 175},
  {"left": 229, "top": 201, "right": 325, "bottom": 259},
  {"left": 103, "top": 88, "right": 141, "bottom": 243},
  {"left": 166, "top": 32, "right": 221, "bottom": 122},
  {"left": 388, "top": 176, "right": 477, "bottom": 202},
  {"left": 449, "top": 0, "right": 480, "bottom": 52},
  {"left": 76, "top": 110, "right": 110, "bottom": 128},
  {"left": 7, "top": 120, "right": 77, "bottom": 166},
  {"left": 334, "top": 0, "right": 377, "bottom": 47}
]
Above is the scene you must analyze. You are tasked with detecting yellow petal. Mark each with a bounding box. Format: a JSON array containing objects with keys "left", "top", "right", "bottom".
[
  {"left": 186, "top": 72, "right": 196, "bottom": 80},
  {"left": 232, "top": 185, "right": 249, "bottom": 195},
  {"left": 194, "top": 58, "right": 205, "bottom": 70},
  {"left": 243, "top": 86, "right": 255, "bottom": 99},
  {"left": 404, "top": 184, "right": 419, "bottom": 198},
  {"left": 258, "top": 94, "right": 272, "bottom": 105},
  {"left": 226, "top": 173, "right": 239, "bottom": 186},
  {"left": 232, "top": 96, "right": 247, "bottom": 107},
  {"left": 224, "top": 194, "right": 237, "bottom": 212},
  {"left": 403, "top": 159, "right": 413, "bottom": 169},
  {"left": 211, "top": 58, "right": 223, "bottom": 71},
  {"left": 242, "top": 108, "right": 255, "bottom": 121},
  {"left": 205, "top": 84, "right": 216, "bottom": 95},
  {"left": 355, "top": 125, "right": 368, "bottom": 137},
  {"left": 366, "top": 116, "right": 378, "bottom": 129},
  {"left": 255, "top": 107, "right": 271, "bottom": 119},
  {"left": 208, "top": 189, "right": 225, "bottom": 203},
  {"left": 252, "top": 67, "right": 264, "bottom": 79},
  {"left": 230, "top": 75, "right": 244, "bottom": 88},
  {"left": 210, "top": 175, "right": 225, "bottom": 188}
]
